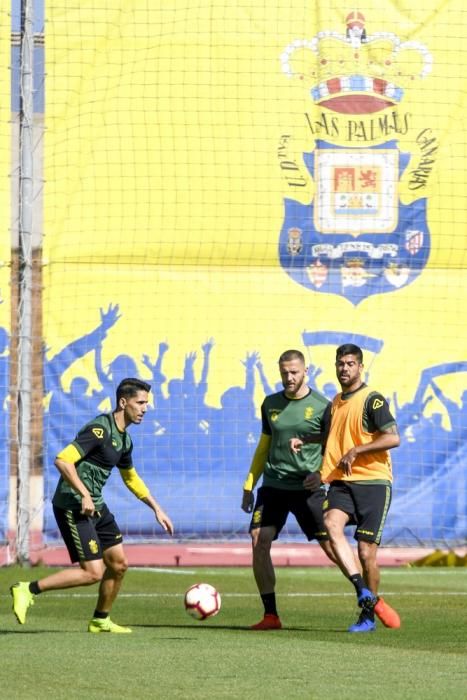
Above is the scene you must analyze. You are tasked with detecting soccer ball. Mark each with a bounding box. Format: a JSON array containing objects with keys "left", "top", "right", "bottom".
[{"left": 184, "top": 582, "right": 221, "bottom": 620}]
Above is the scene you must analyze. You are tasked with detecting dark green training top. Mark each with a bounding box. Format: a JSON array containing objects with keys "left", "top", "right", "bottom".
[
  {"left": 261, "top": 389, "right": 331, "bottom": 490},
  {"left": 52, "top": 413, "right": 133, "bottom": 510}
]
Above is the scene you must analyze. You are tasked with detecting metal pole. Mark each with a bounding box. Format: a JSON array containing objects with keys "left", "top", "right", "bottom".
[{"left": 17, "top": 0, "right": 35, "bottom": 564}]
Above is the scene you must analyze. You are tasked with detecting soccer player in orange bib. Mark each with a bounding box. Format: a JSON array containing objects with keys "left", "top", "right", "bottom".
[
  {"left": 322, "top": 343, "right": 401, "bottom": 631},
  {"left": 292, "top": 343, "right": 401, "bottom": 632}
]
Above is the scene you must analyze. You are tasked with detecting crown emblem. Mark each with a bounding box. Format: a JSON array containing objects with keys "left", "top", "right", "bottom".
[
  {"left": 341, "top": 257, "right": 375, "bottom": 287},
  {"left": 280, "top": 12, "right": 432, "bottom": 114},
  {"left": 286, "top": 227, "right": 303, "bottom": 255}
]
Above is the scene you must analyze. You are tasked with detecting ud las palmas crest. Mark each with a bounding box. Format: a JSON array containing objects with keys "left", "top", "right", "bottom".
[{"left": 278, "top": 12, "right": 434, "bottom": 305}]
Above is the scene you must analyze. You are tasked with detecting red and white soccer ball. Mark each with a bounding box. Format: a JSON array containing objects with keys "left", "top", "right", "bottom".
[{"left": 184, "top": 582, "right": 221, "bottom": 621}]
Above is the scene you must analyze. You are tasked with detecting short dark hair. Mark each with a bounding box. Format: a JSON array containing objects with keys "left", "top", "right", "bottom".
[
  {"left": 335, "top": 344, "right": 363, "bottom": 363},
  {"left": 116, "top": 377, "right": 151, "bottom": 403},
  {"left": 278, "top": 349, "right": 305, "bottom": 364}
]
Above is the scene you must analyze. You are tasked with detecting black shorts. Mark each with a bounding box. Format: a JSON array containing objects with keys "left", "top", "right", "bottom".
[
  {"left": 323, "top": 481, "right": 392, "bottom": 545},
  {"left": 53, "top": 503, "right": 123, "bottom": 563},
  {"left": 249, "top": 486, "right": 329, "bottom": 542}
]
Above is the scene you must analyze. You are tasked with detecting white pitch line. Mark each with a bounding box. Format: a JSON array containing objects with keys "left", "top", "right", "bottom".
[
  {"left": 130, "top": 567, "right": 467, "bottom": 577},
  {"left": 3, "top": 590, "right": 464, "bottom": 599},
  {"left": 133, "top": 567, "right": 197, "bottom": 575}
]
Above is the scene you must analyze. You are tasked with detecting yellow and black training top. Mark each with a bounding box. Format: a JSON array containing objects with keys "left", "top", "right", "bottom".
[{"left": 52, "top": 413, "right": 133, "bottom": 509}]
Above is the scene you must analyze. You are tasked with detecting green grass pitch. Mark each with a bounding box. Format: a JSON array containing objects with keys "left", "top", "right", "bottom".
[{"left": 0, "top": 565, "right": 466, "bottom": 699}]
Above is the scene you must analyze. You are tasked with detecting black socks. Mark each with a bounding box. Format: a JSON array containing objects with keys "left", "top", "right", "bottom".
[{"left": 261, "top": 592, "right": 278, "bottom": 616}]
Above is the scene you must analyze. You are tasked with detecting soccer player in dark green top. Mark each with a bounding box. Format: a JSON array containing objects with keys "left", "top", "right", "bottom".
[
  {"left": 241, "top": 349, "right": 340, "bottom": 630},
  {"left": 10, "top": 378, "right": 174, "bottom": 633}
]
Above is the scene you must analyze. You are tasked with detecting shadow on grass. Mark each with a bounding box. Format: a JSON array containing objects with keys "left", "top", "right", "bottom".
[
  {"left": 131, "top": 622, "right": 347, "bottom": 633},
  {"left": 0, "top": 629, "right": 78, "bottom": 635},
  {"left": 0, "top": 623, "right": 349, "bottom": 635}
]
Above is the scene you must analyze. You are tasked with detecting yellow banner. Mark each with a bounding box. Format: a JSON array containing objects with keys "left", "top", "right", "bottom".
[
  {"left": 39, "top": 1, "right": 467, "bottom": 544},
  {"left": 43, "top": 1, "right": 467, "bottom": 409}
]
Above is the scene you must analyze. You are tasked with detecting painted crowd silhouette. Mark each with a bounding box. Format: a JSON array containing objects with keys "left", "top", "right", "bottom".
[{"left": 1, "top": 304, "right": 463, "bottom": 545}]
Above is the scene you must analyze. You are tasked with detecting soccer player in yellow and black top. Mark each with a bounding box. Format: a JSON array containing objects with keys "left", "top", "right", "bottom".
[
  {"left": 10, "top": 378, "right": 174, "bottom": 633},
  {"left": 292, "top": 343, "right": 401, "bottom": 633},
  {"left": 241, "top": 349, "right": 341, "bottom": 630}
]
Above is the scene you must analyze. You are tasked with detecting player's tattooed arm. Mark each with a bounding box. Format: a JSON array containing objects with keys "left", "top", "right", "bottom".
[{"left": 338, "top": 424, "right": 400, "bottom": 475}]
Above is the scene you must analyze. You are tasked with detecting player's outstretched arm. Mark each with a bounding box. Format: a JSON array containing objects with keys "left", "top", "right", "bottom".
[
  {"left": 290, "top": 432, "right": 325, "bottom": 453},
  {"left": 290, "top": 437, "right": 304, "bottom": 453},
  {"left": 142, "top": 494, "right": 175, "bottom": 535},
  {"left": 119, "top": 467, "right": 174, "bottom": 535}
]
